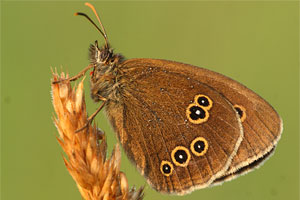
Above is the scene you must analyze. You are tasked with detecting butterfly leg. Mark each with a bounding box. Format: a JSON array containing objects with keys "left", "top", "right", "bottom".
[
  {"left": 75, "top": 100, "right": 106, "bottom": 133},
  {"left": 52, "top": 64, "right": 94, "bottom": 84},
  {"left": 97, "top": 95, "right": 107, "bottom": 102}
]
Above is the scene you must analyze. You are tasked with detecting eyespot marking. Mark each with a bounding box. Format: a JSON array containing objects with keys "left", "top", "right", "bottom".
[
  {"left": 160, "top": 160, "right": 174, "bottom": 176},
  {"left": 234, "top": 104, "right": 246, "bottom": 122},
  {"left": 171, "top": 146, "right": 191, "bottom": 167},
  {"left": 195, "top": 94, "right": 213, "bottom": 110},
  {"left": 186, "top": 104, "right": 209, "bottom": 124},
  {"left": 190, "top": 137, "right": 208, "bottom": 156}
]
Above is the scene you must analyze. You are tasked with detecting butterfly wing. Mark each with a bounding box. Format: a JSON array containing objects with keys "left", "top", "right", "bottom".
[
  {"left": 106, "top": 59, "right": 243, "bottom": 194},
  {"left": 122, "top": 58, "right": 283, "bottom": 183}
]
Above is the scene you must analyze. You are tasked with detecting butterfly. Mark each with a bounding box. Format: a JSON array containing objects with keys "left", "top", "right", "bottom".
[{"left": 53, "top": 3, "right": 283, "bottom": 195}]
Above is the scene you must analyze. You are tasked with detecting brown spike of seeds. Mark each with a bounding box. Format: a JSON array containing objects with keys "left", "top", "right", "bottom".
[{"left": 51, "top": 70, "right": 144, "bottom": 200}]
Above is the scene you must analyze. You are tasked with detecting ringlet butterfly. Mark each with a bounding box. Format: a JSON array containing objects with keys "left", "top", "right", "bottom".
[{"left": 53, "top": 3, "right": 283, "bottom": 195}]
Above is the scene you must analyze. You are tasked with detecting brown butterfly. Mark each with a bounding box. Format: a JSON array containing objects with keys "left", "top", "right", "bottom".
[{"left": 53, "top": 3, "right": 283, "bottom": 195}]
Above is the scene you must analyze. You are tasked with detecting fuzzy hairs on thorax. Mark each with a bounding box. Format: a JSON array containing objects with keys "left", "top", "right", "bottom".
[{"left": 89, "top": 41, "right": 125, "bottom": 103}]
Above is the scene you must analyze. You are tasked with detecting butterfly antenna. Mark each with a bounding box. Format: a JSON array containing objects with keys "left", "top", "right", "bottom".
[{"left": 75, "top": 2, "right": 109, "bottom": 48}]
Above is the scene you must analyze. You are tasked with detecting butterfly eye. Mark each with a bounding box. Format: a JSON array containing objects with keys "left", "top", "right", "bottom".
[
  {"left": 160, "top": 161, "right": 174, "bottom": 176},
  {"left": 233, "top": 104, "right": 246, "bottom": 122},
  {"left": 186, "top": 104, "right": 209, "bottom": 124},
  {"left": 195, "top": 94, "right": 213, "bottom": 110},
  {"left": 190, "top": 137, "right": 208, "bottom": 156},
  {"left": 171, "top": 146, "right": 191, "bottom": 167}
]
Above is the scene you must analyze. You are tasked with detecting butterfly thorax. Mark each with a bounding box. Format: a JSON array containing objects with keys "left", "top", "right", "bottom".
[{"left": 89, "top": 41, "right": 124, "bottom": 102}]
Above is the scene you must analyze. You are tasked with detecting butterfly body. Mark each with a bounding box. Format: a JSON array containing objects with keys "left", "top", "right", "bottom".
[
  {"left": 50, "top": 3, "right": 283, "bottom": 195},
  {"left": 88, "top": 41, "right": 282, "bottom": 194}
]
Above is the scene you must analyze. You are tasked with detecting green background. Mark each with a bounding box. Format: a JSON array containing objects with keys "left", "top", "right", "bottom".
[{"left": 1, "top": 1, "right": 299, "bottom": 200}]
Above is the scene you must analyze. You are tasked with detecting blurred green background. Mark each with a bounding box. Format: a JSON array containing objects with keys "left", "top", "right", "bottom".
[{"left": 1, "top": 1, "right": 299, "bottom": 200}]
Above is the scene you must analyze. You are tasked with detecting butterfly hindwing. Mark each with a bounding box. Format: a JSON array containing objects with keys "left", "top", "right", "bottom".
[
  {"left": 106, "top": 61, "right": 243, "bottom": 194},
  {"left": 122, "top": 59, "right": 282, "bottom": 183}
]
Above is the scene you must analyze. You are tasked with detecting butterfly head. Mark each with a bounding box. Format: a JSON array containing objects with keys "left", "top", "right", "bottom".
[
  {"left": 90, "top": 40, "right": 112, "bottom": 65},
  {"left": 89, "top": 40, "right": 124, "bottom": 71}
]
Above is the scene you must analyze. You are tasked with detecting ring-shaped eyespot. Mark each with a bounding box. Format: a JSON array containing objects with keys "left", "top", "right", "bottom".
[
  {"left": 194, "top": 94, "right": 213, "bottom": 110},
  {"left": 171, "top": 146, "right": 191, "bottom": 167},
  {"left": 186, "top": 104, "right": 209, "bottom": 124},
  {"left": 233, "top": 104, "right": 246, "bottom": 122},
  {"left": 160, "top": 160, "right": 174, "bottom": 176},
  {"left": 190, "top": 137, "right": 209, "bottom": 156}
]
